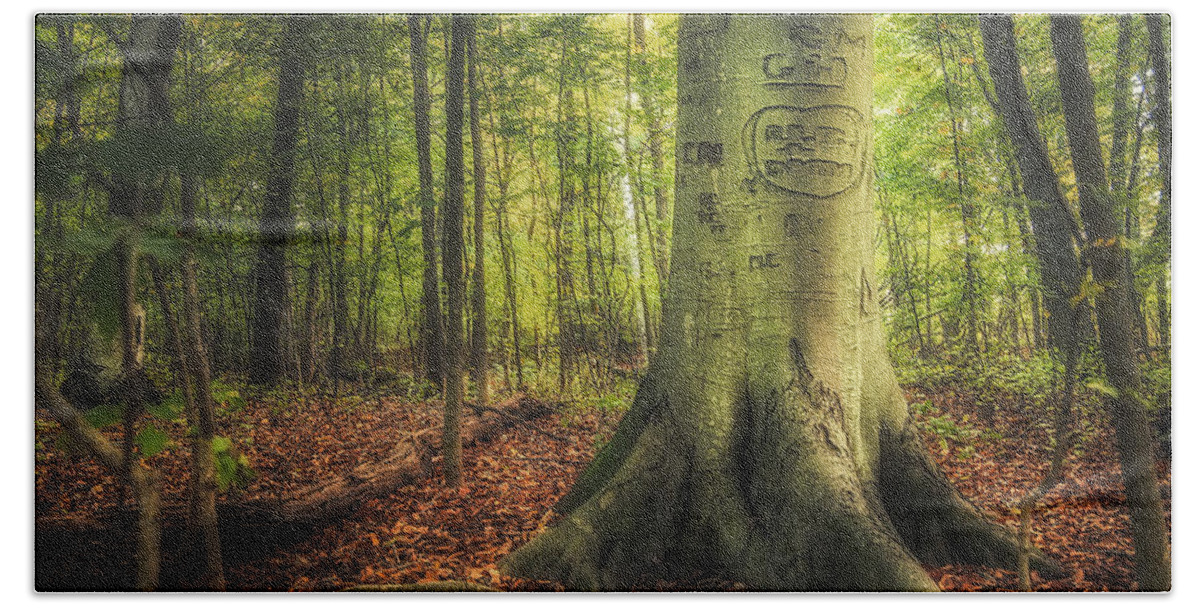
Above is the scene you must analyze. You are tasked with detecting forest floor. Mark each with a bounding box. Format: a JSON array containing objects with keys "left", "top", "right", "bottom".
[{"left": 34, "top": 382, "right": 1170, "bottom": 592}]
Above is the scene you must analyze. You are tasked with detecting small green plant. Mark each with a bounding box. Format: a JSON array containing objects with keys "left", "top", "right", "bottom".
[
  {"left": 212, "top": 436, "right": 255, "bottom": 492},
  {"left": 919, "top": 414, "right": 977, "bottom": 453},
  {"left": 212, "top": 379, "right": 247, "bottom": 413}
]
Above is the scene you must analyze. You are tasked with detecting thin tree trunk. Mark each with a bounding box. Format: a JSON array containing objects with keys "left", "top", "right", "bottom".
[
  {"left": 1050, "top": 15, "right": 1170, "bottom": 590},
  {"left": 1106, "top": 15, "right": 1149, "bottom": 357},
  {"left": 633, "top": 13, "right": 670, "bottom": 293},
  {"left": 1146, "top": 14, "right": 1171, "bottom": 353},
  {"left": 178, "top": 172, "right": 226, "bottom": 589},
  {"left": 934, "top": 18, "right": 981, "bottom": 360},
  {"left": 441, "top": 16, "right": 469, "bottom": 488},
  {"left": 409, "top": 15, "right": 446, "bottom": 389},
  {"left": 1124, "top": 74, "right": 1152, "bottom": 352},
  {"left": 467, "top": 20, "right": 489, "bottom": 406},
  {"left": 623, "top": 15, "right": 653, "bottom": 362}
]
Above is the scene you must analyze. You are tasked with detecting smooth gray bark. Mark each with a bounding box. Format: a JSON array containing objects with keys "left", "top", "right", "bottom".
[{"left": 503, "top": 15, "right": 1052, "bottom": 591}]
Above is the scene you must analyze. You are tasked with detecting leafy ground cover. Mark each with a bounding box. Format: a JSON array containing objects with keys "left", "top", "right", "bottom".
[{"left": 34, "top": 383, "right": 1169, "bottom": 591}]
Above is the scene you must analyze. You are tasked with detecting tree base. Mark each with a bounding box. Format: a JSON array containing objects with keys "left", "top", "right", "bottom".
[{"left": 502, "top": 371, "right": 1061, "bottom": 591}]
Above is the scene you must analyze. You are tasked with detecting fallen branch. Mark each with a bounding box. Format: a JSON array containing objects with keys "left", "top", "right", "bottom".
[
  {"left": 468, "top": 401, "right": 573, "bottom": 442},
  {"left": 37, "top": 394, "right": 560, "bottom": 589},
  {"left": 231, "top": 394, "right": 556, "bottom": 526}
]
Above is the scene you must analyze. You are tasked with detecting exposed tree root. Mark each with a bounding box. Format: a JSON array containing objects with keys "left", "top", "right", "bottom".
[
  {"left": 503, "top": 365, "right": 1064, "bottom": 591},
  {"left": 878, "top": 420, "right": 1064, "bottom": 579}
]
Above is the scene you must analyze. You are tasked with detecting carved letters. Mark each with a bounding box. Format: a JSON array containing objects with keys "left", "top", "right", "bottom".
[
  {"left": 762, "top": 52, "right": 847, "bottom": 87},
  {"left": 743, "top": 105, "right": 867, "bottom": 197},
  {"left": 681, "top": 141, "right": 724, "bottom": 166},
  {"left": 749, "top": 252, "right": 781, "bottom": 270}
]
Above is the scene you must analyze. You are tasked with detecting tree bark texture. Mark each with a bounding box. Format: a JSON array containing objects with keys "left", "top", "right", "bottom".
[
  {"left": 106, "top": 15, "right": 182, "bottom": 590},
  {"left": 467, "top": 19, "right": 490, "bottom": 407},
  {"left": 979, "top": 15, "right": 1085, "bottom": 371},
  {"left": 1145, "top": 14, "right": 1171, "bottom": 351},
  {"left": 1050, "top": 15, "right": 1170, "bottom": 591},
  {"left": 502, "top": 15, "right": 1055, "bottom": 591},
  {"left": 408, "top": 15, "right": 447, "bottom": 388},
  {"left": 250, "top": 17, "right": 306, "bottom": 385},
  {"left": 441, "top": 16, "right": 469, "bottom": 488}
]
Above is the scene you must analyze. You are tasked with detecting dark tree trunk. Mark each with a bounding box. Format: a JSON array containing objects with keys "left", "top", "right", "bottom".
[
  {"left": 250, "top": 17, "right": 306, "bottom": 385},
  {"left": 979, "top": 13, "right": 1085, "bottom": 386},
  {"left": 1145, "top": 14, "right": 1171, "bottom": 353},
  {"left": 467, "top": 19, "right": 489, "bottom": 406},
  {"left": 441, "top": 16, "right": 469, "bottom": 488},
  {"left": 1107, "top": 15, "right": 1150, "bottom": 357},
  {"left": 330, "top": 64, "right": 353, "bottom": 390},
  {"left": 1050, "top": 15, "right": 1170, "bottom": 591},
  {"left": 408, "top": 15, "right": 446, "bottom": 389}
]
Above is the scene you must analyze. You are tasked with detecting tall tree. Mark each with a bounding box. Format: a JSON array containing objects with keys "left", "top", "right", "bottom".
[
  {"left": 1145, "top": 14, "right": 1171, "bottom": 351},
  {"left": 441, "top": 15, "right": 469, "bottom": 488},
  {"left": 622, "top": 14, "right": 653, "bottom": 362},
  {"left": 933, "top": 17, "right": 983, "bottom": 359},
  {"left": 1105, "top": 15, "right": 1151, "bottom": 356},
  {"left": 467, "top": 18, "right": 489, "bottom": 406},
  {"left": 1049, "top": 15, "right": 1170, "bottom": 591},
  {"left": 978, "top": 15, "right": 1087, "bottom": 566},
  {"left": 503, "top": 15, "right": 1053, "bottom": 590},
  {"left": 97, "top": 14, "right": 183, "bottom": 590},
  {"left": 480, "top": 25, "right": 524, "bottom": 390},
  {"left": 250, "top": 17, "right": 306, "bottom": 385},
  {"left": 408, "top": 15, "right": 446, "bottom": 388},
  {"left": 634, "top": 13, "right": 671, "bottom": 296},
  {"left": 178, "top": 173, "right": 226, "bottom": 589}
]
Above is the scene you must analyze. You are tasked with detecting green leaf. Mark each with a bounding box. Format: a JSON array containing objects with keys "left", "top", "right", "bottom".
[
  {"left": 212, "top": 435, "right": 233, "bottom": 453},
  {"left": 83, "top": 403, "right": 123, "bottom": 429},
  {"left": 211, "top": 435, "right": 254, "bottom": 491},
  {"left": 148, "top": 390, "right": 185, "bottom": 420},
  {"left": 1086, "top": 379, "right": 1119, "bottom": 399},
  {"left": 135, "top": 424, "right": 172, "bottom": 458}
]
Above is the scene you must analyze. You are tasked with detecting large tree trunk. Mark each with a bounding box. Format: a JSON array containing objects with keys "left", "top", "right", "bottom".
[
  {"left": 1049, "top": 15, "right": 1170, "bottom": 591},
  {"left": 441, "top": 16, "right": 469, "bottom": 488},
  {"left": 502, "top": 15, "right": 1054, "bottom": 591},
  {"left": 249, "top": 17, "right": 306, "bottom": 385},
  {"left": 408, "top": 15, "right": 446, "bottom": 388}
]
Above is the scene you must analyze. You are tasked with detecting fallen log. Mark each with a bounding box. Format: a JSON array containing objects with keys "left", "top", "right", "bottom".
[
  {"left": 36, "top": 395, "right": 558, "bottom": 590},
  {"left": 266, "top": 394, "right": 556, "bottom": 525}
]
